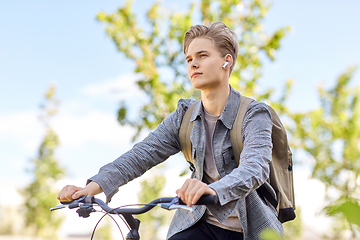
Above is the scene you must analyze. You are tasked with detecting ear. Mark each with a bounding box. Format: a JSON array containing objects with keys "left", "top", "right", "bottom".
[{"left": 223, "top": 54, "right": 233, "bottom": 70}]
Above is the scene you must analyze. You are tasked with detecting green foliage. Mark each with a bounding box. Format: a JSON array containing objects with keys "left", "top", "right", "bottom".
[
  {"left": 325, "top": 197, "right": 360, "bottom": 228},
  {"left": 283, "top": 208, "right": 303, "bottom": 239},
  {"left": 260, "top": 208, "right": 303, "bottom": 240},
  {"left": 259, "top": 228, "right": 283, "bottom": 240},
  {"left": 97, "top": 0, "right": 291, "bottom": 139},
  {"left": 324, "top": 196, "right": 360, "bottom": 239},
  {"left": 289, "top": 67, "right": 360, "bottom": 196},
  {"left": 21, "top": 84, "right": 65, "bottom": 239},
  {"left": 93, "top": 217, "right": 113, "bottom": 240},
  {"left": 137, "top": 170, "right": 169, "bottom": 240},
  {"left": 289, "top": 67, "right": 360, "bottom": 236}
]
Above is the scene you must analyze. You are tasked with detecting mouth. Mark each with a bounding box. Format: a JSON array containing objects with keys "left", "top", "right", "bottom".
[{"left": 191, "top": 72, "right": 202, "bottom": 78}]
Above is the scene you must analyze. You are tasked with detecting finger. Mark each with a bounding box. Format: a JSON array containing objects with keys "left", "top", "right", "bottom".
[
  {"left": 183, "top": 180, "right": 197, "bottom": 205},
  {"left": 57, "top": 185, "right": 70, "bottom": 201},
  {"left": 177, "top": 180, "right": 190, "bottom": 202},
  {"left": 184, "top": 179, "right": 200, "bottom": 206},
  {"left": 57, "top": 191, "right": 62, "bottom": 200},
  {"left": 176, "top": 189, "right": 183, "bottom": 200},
  {"left": 192, "top": 185, "right": 217, "bottom": 205},
  {"left": 72, "top": 189, "right": 87, "bottom": 199},
  {"left": 57, "top": 185, "right": 71, "bottom": 200},
  {"left": 64, "top": 186, "right": 82, "bottom": 201},
  {"left": 191, "top": 186, "right": 206, "bottom": 205},
  {"left": 58, "top": 185, "right": 83, "bottom": 201},
  {"left": 185, "top": 188, "right": 196, "bottom": 206}
]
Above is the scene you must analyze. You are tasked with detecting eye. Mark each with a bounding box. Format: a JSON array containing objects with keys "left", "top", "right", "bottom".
[
  {"left": 200, "top": 54, "right": 207, "bottom": 58},
  {"left": 187, "top": 58, "right": 192, "bottom": 63}
]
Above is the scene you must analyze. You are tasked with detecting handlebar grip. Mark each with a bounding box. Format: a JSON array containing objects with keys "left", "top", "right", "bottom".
[
  {"left": 178, "top": 194, "right": 218, "bottom": 205},
  {"left": 60, "top": 195, "right": 88, "bottom": 205},
  {"left": 195, "top": 194, "right": 218, "bottom": 205}
]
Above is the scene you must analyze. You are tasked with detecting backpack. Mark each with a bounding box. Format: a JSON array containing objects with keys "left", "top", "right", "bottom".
[{"left": 179, "top": 95, "right": 296, "bottom": 223}]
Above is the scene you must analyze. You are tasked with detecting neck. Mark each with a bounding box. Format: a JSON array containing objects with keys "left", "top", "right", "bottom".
[{"left": 201, "top": 84, "right": 230, "bottom": 116}]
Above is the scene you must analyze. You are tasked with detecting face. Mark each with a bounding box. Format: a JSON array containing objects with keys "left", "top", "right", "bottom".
[{"left": 185, "top": 37, "right": 227, "bottom": 91}]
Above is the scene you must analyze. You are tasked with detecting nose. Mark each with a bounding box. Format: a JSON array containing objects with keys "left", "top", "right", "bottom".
[{"left": 191, "top": 61, "right": 199, "bottom": 69}]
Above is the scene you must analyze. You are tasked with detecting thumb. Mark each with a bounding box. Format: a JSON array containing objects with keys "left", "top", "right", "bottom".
[{"left": 72, "top": 189, "right": 87, "bottom": 199}]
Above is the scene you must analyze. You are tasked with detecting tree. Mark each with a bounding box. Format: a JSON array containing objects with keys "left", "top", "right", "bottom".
[
  {"left": 289, "top": 67, "right": 360, "bottom": 238},
  {"left": 21, "top": 84, "right": 65, "bottom": 239}
]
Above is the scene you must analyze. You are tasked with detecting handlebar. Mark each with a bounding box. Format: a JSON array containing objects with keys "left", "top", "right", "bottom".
[
  {"left": 51, "top": 194, "right": 218, "bottom": 215},
  {"left": 51, "top": 195, "right": 217, "bottom": 240},
  {"left": 178, "top": 194, "right": 218, "bottom": 206}
]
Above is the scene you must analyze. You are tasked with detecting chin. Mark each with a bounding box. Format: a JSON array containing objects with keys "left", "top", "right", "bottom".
[
  {"left": 190, "top": 82, "right": 202, "bottom": 90},
  {"left": 190, "top": 78, "right": 204, "bottom": 89}
]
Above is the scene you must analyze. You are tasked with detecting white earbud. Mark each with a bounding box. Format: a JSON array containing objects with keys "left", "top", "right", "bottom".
[{"left": 222, "top": 62, "right": 229, "bottom": 69}]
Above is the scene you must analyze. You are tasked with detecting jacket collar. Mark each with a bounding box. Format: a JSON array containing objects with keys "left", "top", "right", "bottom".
[{"left": 190, "top": 85, "right": 240, "bottom": 130}]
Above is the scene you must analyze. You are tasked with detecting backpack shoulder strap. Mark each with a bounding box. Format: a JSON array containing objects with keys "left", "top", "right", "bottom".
[
  {"left": 179, "top": 101, "right": 197, "bottom": 165},
  {"left": 230, "top": 95, "right": 254, "bottom": 165},
  {"left": 180, "top": 96, "right": 253, "bottom": 166}
]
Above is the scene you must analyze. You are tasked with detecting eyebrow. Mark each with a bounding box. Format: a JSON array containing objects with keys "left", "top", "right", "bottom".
[{"left": 185, "top": 50, "right": 209, "bottom": 60}]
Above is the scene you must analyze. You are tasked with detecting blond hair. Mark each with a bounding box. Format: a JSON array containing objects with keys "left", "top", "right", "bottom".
[{"left": 183, "top": 21, "right": 238, "bottom": 73}]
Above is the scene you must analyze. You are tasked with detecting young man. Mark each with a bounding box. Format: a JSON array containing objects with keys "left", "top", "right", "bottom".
[{"left": 57, "top": 22, "right": 284, "bottom": 240}]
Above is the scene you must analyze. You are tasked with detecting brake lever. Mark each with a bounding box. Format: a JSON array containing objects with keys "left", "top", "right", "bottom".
[
  {"left": 168, "top": 204, "right": 193, "bottom": 212},
  {"left": 50, "top": 196, "right": 92, "bottom": 212},
  {"left": 50, "top": 204, "right": 67, "bottom": 211},
  {"left": 159, "top": 196, "right": 193, "bottom": 212}
]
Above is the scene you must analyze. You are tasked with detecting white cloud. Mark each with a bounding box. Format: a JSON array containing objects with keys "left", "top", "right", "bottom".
[
  {"left": 81, "top": 73, "right": 146, "bottom": 102},
  {"left": 0, "top": 78, "right": 139, "bottom": 188},
  {"left": 0, "top": 106, "right": 135, "bottom": 152},
  {"left": 52, "top": 109, "right": 135, "bottom": 148},
  {"left": 78, "top": 73, "right": 150, "bottom": 122},
  {"left": 0, "top": 111, "right": 43, "bottom": 150}
]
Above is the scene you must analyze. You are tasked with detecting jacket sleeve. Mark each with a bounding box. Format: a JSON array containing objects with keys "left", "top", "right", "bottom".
[
  {"left": 88, "top": 98, "right": 193, "bottom": 203},
  {"left": 209, "top": 101, "right": 273, "bottom": 206}
]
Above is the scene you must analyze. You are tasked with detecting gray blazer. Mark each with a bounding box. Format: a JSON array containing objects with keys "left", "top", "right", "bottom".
[{"left": 89, "top": 86, "right": 284, "bottom": 240}]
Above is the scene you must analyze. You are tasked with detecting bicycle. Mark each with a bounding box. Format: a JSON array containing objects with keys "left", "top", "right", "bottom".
[{"left": 50, "top": 194, "right": 217, "bottom": 240}]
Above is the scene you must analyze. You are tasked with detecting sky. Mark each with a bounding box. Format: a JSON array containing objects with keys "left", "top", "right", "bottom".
[{"left": 1, "top": 0, "right": 360, "bottom": 238}]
